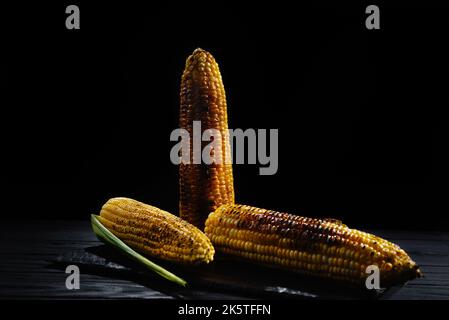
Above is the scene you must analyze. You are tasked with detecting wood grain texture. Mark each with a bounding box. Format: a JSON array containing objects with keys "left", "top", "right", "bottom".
[{"left": 0, "top": 221, "right": 448, "bottom": 300}]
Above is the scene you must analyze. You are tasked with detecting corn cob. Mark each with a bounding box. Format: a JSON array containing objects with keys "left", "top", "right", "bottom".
[
  {"left": 205, "top": 204, "right": 422, "bottom": 287},
  {"left": 179, "top": 48, "right": 235, "bottom": 229},
  {"left": 99, "top": 197, "right": 214, "bottom": 265}
]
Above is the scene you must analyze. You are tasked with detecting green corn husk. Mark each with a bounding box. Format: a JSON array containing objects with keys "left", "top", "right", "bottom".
[{"left": 91, "top": 214, "right": 187, "bottom": 287}]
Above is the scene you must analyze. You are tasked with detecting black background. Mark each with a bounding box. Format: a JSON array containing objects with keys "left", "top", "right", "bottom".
[{"left": 2, "top": 2, "right": 448, "bottom": 229}]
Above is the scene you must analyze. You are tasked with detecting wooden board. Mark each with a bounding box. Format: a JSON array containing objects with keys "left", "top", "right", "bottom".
[
  {"left": 0, "top": 220, "right": 448, "bottom": 300},
  {"left": 51, "top": 245, "right": 386, "bottom": 299}
]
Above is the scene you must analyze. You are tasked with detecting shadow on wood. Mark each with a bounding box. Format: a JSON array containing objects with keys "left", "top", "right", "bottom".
[{"left": 49, "top": 245, "right": 386, "bottom": 299}]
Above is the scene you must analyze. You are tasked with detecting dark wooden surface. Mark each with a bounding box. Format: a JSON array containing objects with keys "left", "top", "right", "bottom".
[{"left": 1, "top": 220, "right": 448, "bottom": 300}]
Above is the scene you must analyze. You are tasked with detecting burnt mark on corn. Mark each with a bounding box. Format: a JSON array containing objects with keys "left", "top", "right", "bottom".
[
  {"left": 205, "top": 204, "right": 422, "bottom": 286},
  {"left": 100, "top": 197, "right": 215, "bottom": 265},
  {"left": 179, "top": 48, "right": 235, "bottom": 229}
]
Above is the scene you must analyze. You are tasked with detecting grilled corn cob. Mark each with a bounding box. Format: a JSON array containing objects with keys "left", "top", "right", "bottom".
[
  {"left": 205, "top": 204, "right": 422, "bottom": 287},
  {"left": 179, "top": 48, "right": 235, "bottom": 229},
  {"left": 99, "top": 197, "right": 214, "bottom": 265}
]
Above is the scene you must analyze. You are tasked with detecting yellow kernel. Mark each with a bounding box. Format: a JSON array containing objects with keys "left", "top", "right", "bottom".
[{"left": 384, "top": 262, "right": 393, "bottom": 271}]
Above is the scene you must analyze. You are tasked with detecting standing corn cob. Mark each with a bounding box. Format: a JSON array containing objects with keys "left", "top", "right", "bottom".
[
  {"left": 99, "top": 197, "right": 214, "bottom": 265},
  {"left": 205, "top": 204, "right": 422, "bottom": 287},
  {"left": 179, "top": 48, "right": 235, "bottom": 229}
]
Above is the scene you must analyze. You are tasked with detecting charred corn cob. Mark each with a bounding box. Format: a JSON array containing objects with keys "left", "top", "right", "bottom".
[
  {"left": 205, "top": 204, "right": 422, "bottom": 287},
  {"left": 99, "top": 197, "right": 214, "bottom": 265},
  {"left": 179, "top": 48, "right": 235, "bottom": 229}
]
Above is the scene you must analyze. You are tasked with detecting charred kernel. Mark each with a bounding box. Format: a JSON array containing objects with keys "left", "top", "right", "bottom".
[
  {"left": 179, "top": 49, "right": 234, "bottom": 229},
  {"left": 204, "top": 204, "right": 422, "bottom": 287},
  {"left": 99, "top": 197, "right": 214, "bottom": 265}
]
